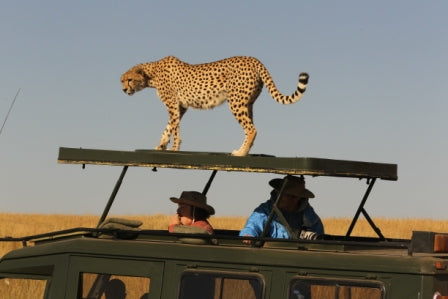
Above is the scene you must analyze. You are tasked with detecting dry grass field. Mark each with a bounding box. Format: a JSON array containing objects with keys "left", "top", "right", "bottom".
[{"left": 1, "top": 213, "right": 448, "bottom": 257}]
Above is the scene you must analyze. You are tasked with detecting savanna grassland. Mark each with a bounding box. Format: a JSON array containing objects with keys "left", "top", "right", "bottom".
[{"left": 2, "top": 213, "right": 448, "bottom": 257}]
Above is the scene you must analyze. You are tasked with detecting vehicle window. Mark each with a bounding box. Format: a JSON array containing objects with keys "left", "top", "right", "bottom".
[
  {"left": 0, "top": 277, "right": 47, "bottom": 299},
  {"left": 179, "top": 271, "right": 263, "bottom": 299},
  {"left": 289, "top": 278, "right": 384, "bottom": 299},
  {"left": 79, "top": 273, "right": 150, "bottom": 299}
]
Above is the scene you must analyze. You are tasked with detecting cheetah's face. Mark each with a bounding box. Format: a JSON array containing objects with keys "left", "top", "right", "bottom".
[{"left": 120, "top": 70, "right": 147, "bottom": 95}]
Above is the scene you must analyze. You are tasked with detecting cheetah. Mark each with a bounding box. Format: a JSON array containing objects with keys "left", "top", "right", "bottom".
[{"left": 121, "top": 56, "right": 309, "bottom": 156}]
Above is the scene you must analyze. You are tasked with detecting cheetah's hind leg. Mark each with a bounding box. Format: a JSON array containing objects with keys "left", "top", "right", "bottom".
[
  {"left": 231, "top": 128, "right": 257, "bottom": 156},
  {"left": 230, "top": 111, "right": 257, "bottom": 157}
]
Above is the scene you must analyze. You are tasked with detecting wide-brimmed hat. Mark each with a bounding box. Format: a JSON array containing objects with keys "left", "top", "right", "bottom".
[
  {"left": 170, "top": 191, "right": 215, "bottom": 215},
  {"left": 269, "top": 175, "right": 315, "bottom": 198}
]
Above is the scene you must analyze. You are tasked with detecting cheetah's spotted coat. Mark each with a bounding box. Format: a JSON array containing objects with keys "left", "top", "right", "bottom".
[{"left": 121, "top": 56, "right": 309, "bottom": 156}]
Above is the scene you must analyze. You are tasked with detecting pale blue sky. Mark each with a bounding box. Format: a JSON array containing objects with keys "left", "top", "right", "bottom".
[{"left": 1, "top": 1, "right": 447, "bottom": 220}]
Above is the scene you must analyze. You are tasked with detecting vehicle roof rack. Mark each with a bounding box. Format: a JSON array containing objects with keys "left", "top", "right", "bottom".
[
  {"left": 58, "top": 147, "right": 397, "bottom": 180},
  {"left": 57, "top": 147, "right": 398, "bottom": 241}
]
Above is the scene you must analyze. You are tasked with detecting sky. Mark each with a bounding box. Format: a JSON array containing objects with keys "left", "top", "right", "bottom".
[{"left": 0, "top": 1, "right": 447, "bottom": 221}]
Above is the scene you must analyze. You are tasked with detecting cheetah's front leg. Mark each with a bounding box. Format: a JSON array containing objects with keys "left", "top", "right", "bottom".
[
  {"left": 156, "top": 104, "right": 186, "bottom": 151},
  {"left": 155, "top": 123, "right": 171, "bottom": 150},
  {"left": 170, "top": 105, "right": 187, "bottom": 150}
]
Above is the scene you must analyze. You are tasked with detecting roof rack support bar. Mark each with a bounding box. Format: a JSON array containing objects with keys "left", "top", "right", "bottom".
[
  {"left": 272, "top": 205, "right": 297, "bottom": 239},
  {"left": 361, "top": 207, "right": 385, "bottom": 240},
  {"left": 96, "top": 166, "right": 129, "bottom": 228},
  {"left": 202, "top": 170, "right": 217, "bottom": 195},
  {"left": 259, "top": 176, "right": 297, "bottom": 243},
  {"left": 345, "top": 178, "right": 379, "bottom": 238}
]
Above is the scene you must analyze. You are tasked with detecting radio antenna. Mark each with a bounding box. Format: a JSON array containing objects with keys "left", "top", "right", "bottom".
[{"left": 0, "top": 89, "right": 21, "bottom": 137}]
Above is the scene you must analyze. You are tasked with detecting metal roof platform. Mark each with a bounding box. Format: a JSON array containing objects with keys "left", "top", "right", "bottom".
[{"left": 57, "top": 147, "right": 397, "bottom": 180}]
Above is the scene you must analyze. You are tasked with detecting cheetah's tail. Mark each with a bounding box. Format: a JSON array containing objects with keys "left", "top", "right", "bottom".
[{"left": 259, "top": 64, "right": 309, "bottom": 105}]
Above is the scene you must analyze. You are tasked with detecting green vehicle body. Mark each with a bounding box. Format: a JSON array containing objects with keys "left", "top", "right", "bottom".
[{"left": 1, "top": 148, "right": 448, "bottom": 299}]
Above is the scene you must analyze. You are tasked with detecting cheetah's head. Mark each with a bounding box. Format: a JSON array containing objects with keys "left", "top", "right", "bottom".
[{"left": 120, "top": 67, "right": 148, "bottom": 95}]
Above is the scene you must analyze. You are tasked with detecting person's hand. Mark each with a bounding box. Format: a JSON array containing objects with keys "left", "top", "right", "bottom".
[
  {"left": 242, "top": 234, "right": 253, "bottom": 244},
  {"left": 169, "top": 214, "right": 181, "bottom": 226}
]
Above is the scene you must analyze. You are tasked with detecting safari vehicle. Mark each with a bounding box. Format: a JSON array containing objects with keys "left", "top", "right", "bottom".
[{"left": 1, "top": 147, "right": 448, "bottom": 299}]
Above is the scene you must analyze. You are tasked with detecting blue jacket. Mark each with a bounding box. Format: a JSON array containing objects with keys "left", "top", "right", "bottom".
[{"left": 239, "top": 192, "right": 324, "bottom": 239}]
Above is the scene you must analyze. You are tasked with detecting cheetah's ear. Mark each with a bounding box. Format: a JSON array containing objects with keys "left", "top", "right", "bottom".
[
  {"left": 136, "top": 67, "right": 149, "bottom": 80},
  {"left": 136, "top": 68, "right": 145, "bottom": 76}
]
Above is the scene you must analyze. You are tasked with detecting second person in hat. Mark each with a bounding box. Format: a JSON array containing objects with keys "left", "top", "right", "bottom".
[
  {"left": 168, "top": 191, "right": 215, "bottom": 234},
  {"left": 239, "top": 175, "right": 323, "bottom": 241}
]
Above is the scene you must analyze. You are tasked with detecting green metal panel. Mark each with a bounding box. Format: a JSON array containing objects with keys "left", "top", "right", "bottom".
[
  {"left": 2, "top": 235, "right": 448, "bottom": 298},
  {"left": 57, "top": 147, "right": 398, "bottom": 180},
  {"left": 0, "top": 237, "right": 436, "bottom": 275}
]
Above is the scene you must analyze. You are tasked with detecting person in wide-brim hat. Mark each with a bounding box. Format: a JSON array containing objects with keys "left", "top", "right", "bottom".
[
  {"left": 170, "top": 191, "right": 215, "bottom": 215},
  {"left": 268, "top": 175, "right": 315, "bottom": 214},
  {"left": 168, "top": 191, "right": 215, "bottom": 234},
  {"left": 268, "top": 175, "right": 315, "bottom": 199},
  {"left": 239, "top": 175, "right": 324, "bottom": 241}
]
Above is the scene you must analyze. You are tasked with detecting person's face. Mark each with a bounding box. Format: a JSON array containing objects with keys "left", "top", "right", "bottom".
[
  {"left": 177, "top": 203, "right": 192, "bottom": 217},
  {"left": 177, "top": 203, "right": 194, "bottom": 225},
  {"left": 278, "top": 193, "right": 307, "bottom": 213}
]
